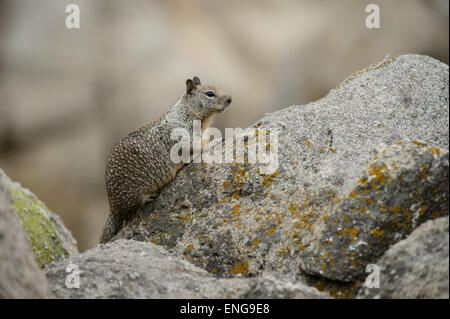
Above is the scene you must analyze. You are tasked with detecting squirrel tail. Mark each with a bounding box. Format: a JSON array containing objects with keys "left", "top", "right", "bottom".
[{"left": 99, "top": 214, "right": 121, "bottom": 244}]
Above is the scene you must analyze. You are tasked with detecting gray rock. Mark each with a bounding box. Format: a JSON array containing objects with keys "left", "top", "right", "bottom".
[
  {"left": 243, "top": 272, "right": 332, "bottom": 299},
  {"left": 0, "top": 173, "right": 51, "bottom": 298},
  {"left": 357, "top": 216, "right": 449, "bottom": 299},
  {"left": 306, "top": 141, "right": 449, "bottom": 281},
  {"left": 0, "top": 168, "right": 78, "bottom": 268},
  {"left": 44, "top": 239, "right": 328, "bottom": 299},
  {"left": 115, "top": 54, "right": 449, "bottom": 286}
]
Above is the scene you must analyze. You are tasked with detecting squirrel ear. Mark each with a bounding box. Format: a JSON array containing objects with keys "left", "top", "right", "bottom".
[
  {"left": 193, "top": 76, "right": 201, "bottom": 85},
  {"left": 186, "top": 79, "right": 196, "bottom": 94}
]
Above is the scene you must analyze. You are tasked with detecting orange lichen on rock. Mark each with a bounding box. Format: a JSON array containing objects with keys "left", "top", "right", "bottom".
[{"left": 231, "top": 261, "right": 249, "bottom": 275}]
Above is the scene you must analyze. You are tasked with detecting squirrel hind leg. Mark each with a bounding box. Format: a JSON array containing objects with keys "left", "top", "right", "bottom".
[
  {"left": 99, "top": 213, "right": 122, "bottom": 244},
  {"left": 139, "top": 189, "right": 161, "bottom": 214},
  {"left": 143, "top": 192, "right": 158, "bottom": 208},
  {"left": 100, "top": 193, "right": 158, "bottom": 244}
]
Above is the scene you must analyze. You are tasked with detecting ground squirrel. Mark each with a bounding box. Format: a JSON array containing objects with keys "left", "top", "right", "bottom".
[{"left": 100, "top": 77, "right": 232, "bottom": 243}]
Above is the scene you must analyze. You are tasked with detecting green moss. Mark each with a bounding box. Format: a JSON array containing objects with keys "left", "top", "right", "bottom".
[{"left": 9, "top": 187, "right": 69, "bottom": 268}]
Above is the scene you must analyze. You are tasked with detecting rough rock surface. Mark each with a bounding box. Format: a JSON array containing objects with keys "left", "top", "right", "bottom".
[
  {"left": 114, "top": 54, "right": 449, "bottom": 287},
  {"left": 357, "top": 216, "right": 449, "bottom": 299},
  {"left": 6, "top": 54, "right": 448, "bottom": 299},
  {"left": 0, "top": 168, "right": 78, "bottom": 268},
  {"left": 0, "top": 174, "right": 51, "bottom": 298},
  {"left": 242, "top": 272, "right": 332, "bottom": 299},
  {"left": 44, "top": 239, "right": 329, "bottom": 299}
]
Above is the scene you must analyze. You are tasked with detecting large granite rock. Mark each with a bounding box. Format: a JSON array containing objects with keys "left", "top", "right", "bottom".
[
  {"left": 44, "top": 239, "right": 329, "bottom": 299},
  {"left": 357, "top": 216, "right": 449, "bottom": 299},
  {"left": 113, "top": 54, "right": 448, "bottom": 288},
  {"left": 0, "top": 169, "right": 78, "bottom": 268},
  {"left": 8, "top": 54, "right": 448, "bottom": 299},
  {"left": 0, "top": 174, "right": 51, "bottom": 298}
]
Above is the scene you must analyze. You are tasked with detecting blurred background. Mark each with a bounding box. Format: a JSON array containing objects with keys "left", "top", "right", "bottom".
[{"left": 0, "top": 0, "right": 448, "bottom": 252}]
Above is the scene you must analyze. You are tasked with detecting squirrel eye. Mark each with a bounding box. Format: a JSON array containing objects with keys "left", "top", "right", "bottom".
[{"left": 205, "top": 91, "right": 215, "bottom": 97}]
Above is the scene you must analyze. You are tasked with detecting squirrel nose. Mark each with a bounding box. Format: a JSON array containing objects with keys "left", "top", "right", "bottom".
[{"left": 226, "top": 97, "right": 232, "bottom": 105}]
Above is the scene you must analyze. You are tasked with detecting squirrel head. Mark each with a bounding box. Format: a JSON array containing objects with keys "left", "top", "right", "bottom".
[{"left": 183, "top": 76, "right": 232, "bottom": 119}]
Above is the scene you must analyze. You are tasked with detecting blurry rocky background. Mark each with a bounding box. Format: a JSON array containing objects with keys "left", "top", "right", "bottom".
[{"left": 0, "top": 0, "right": 448, "bottom": 251}]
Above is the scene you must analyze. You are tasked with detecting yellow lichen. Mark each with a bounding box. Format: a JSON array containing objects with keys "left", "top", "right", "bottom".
[
  {"left": 429, "top": 147, "right": 440, "bottom": 155},
  {"left": 305, "top": 139, "right": 312, "bottom": 149},
  {"left": 372, "top": 229, "right": 384, "bottom": 238},
  {"left": 232, "top": 204, "right": 241, "bottom": 216},
  {"left": 278, "top": 247, "right": 289, "bottom": 256},
  {"left": 231, "top": 261, "right": 249, "bottom": 275},
  {"left": 223, "top": 180, "right": 231, "bottom": 189}
]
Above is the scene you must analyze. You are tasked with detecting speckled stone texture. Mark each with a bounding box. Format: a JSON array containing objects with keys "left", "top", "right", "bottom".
[
  {"left": 357, "top": 216, "right": 449, "bottom": 299},
  {"left": 114, "top": 54, "right": 448, "bottom": 294},
  {"left": 44, "top": 239, "right": 329, "bottom": 299}
]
